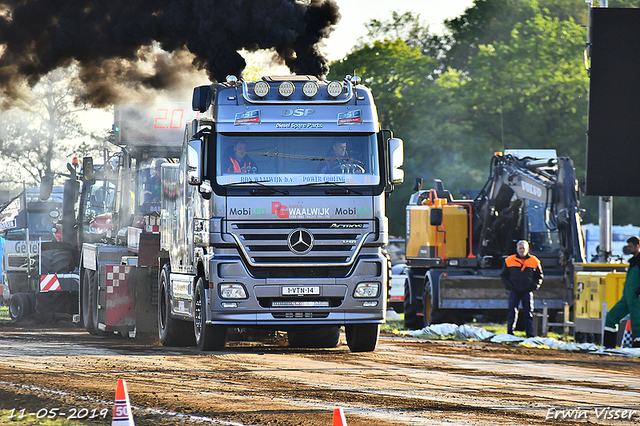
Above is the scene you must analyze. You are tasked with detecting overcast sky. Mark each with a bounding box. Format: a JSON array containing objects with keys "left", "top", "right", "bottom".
[{"left": 324, "top": 0, "right": 474, "bottom": 61}]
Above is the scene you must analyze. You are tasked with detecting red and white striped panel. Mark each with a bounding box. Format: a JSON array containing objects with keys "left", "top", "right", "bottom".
[
  {"left": 40, "top": 274, "right": 61, "bottom": 292},
  {"left": 105, "top": 265, "right": 133, "bottom": 294},
  {"left": 144, "top": 225, "right": 160, "bottom": 234}
]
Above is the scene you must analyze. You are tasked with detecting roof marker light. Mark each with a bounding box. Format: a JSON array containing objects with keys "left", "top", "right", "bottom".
[
  {"left": 327, "top": 81, "right": 343, "bottom": 97},
  {"left": 278, "top": 81, "right": 295, "bottom": 97},
  {"left": 302, "top": 81, "right": 319, "bottom": 98},
  {"left": 253, "top": 81, "right": 270, "bottom": 97}
]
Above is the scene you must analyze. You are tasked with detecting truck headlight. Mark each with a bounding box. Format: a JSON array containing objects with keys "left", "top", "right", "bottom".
[
  {"left": 353, "top": 282, "right": 380, "bottom": 298},
  {"left": 302, "top": 81, "right": 319, "bottom": 97},
  {"left": 327, "top": 81, "right": 343, "bottom": 97},
  {"left": 253, "top": 81, "right": 270, "bottom": 97},
  {"left": 219, "top": 283, "right": 248, "bottom": 299},
  {"left": 278, "top": 81, "right": 294, "bottom": 97}
]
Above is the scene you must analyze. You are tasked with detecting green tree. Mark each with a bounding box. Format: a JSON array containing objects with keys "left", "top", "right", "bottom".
[
  {"left": 444, "top": 0, "right": 541, "bottom": 72},
  {"left": 462, "top": 14, "right": 589, "bottom": 164},
  {"left": 330, "top": 1, "right": 640, "bottom": 235},
  {"left": 360, "top": 11, "right": 446, "bottom": 59},
  {"left": 0, "top": 67, "right": 105, "bottom": 187},
  {"left": 329, "top": 39, "right": 437, "bottom": 130},
  {"left": 329, "top": 40, "right": 444, "bottom": 237}
]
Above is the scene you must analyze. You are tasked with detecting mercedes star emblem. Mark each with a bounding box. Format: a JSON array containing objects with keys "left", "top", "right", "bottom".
[{"left": 287, "top": 228, "right": 314, "bottom": 255}]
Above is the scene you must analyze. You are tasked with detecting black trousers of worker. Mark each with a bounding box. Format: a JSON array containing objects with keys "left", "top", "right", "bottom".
[{"left": 507, "top": 289, "right": 535, "bottom": 338}]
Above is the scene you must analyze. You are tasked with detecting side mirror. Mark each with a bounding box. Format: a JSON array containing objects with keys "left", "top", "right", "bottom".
[
  {"left": 430, "top": 208, "right": 443, "bottom": 227},
  {"left": 388, "top": 137, "right": 404, "bottom": 184},
  {"left": 187, "top": 138, "right": 204, "bottom": 185},
  {"left": 413, "top": 177, "right": 423, "bottom": 192},
  {"left": 192, "top": 86, "right": 212, "bottom": 113},
  {"left": 83, "top": 157, "right": 94, "bottom": 181},
  {"left": 40, "top": 175, "right": 53, "bottom": 200}
]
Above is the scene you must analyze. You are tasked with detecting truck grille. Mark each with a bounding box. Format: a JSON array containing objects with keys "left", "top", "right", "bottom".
[
  {"left": 228, "top": 221, "right": 373, "bottom": 267},
  {"left": 7, "top": 255, "right": 37, "bottom": 269},
  {"left": 271, "top": 312, "right": 330, "bottom": 319}
]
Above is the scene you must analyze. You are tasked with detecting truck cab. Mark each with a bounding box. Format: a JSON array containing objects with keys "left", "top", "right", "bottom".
[{"left": 159, "top": 75, "right": 404, "bottom": 352}]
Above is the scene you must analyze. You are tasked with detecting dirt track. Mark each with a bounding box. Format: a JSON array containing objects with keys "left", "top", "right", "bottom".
[{"left": 0, "top": 321, "right": 639, "bottom": 425}]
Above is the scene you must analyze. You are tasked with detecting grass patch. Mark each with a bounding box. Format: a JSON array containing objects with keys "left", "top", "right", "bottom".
[
  {"left": 382, "top": 319, "right": 404, "bottom": 333},
  {"left": 0, "top": 306, "right": 9, "bottom": 321}
]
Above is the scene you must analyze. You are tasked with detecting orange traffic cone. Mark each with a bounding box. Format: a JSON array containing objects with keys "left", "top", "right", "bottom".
[
  {"left": 622, "top": 319, "right": 633, "bottom": 348},
  {"left": 112, "top": 379, "right": 135, "bottom": 425},
  {"left": 332, "top": 408, "right": 347, "bottom": 426}
]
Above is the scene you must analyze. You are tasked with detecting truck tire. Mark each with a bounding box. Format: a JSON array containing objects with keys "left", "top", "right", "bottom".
[
  {"left": 194, "top": 277, "right": 226, "bottom": 351},
  {"left": 9, "top": 293, "right": 31, "bottom": 321},
  {"left": 404, "top": 273, "right": 425, "bottom": 330},
  {"left": 158, "top": 266, "right": 195, "bottom": 347},
  {"left": 81, "top": 269, "right": 96, "bottom": 333},
  {"left": 424, "top": 276, "right": 465, "bottom": 325},
  {"left": 287, "top": 326, "right": 341, "bottom": 349},
  {"left": 40, "top": 242, "right": 78, "bottom": 274},
  {"left": 345, "top": 323, "right": 379, "bottom": 352}
]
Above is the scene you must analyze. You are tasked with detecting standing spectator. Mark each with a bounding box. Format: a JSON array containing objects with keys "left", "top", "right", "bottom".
[
  {"left": 603, "top": 236, "right": 640, "bottom": 348},
  {"left": 500, "top": 240, "right": 544, "bottom": 338}
]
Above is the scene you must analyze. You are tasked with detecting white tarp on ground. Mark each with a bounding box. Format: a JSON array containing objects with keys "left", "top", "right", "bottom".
[{"left": 399, "top": 323, "right": 640, "bottom": 357}]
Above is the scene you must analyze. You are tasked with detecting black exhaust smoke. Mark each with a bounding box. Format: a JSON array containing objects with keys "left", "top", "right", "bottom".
[{"left": 0, "top": 0, "right": 340, "bottom": 106}]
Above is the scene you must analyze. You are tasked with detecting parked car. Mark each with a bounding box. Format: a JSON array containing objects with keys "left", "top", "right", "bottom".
[{"left": 389, "top": 263, "right": 407, "bottom": 313}]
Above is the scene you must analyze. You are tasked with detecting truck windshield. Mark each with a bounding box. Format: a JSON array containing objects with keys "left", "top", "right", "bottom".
[
  {"left": 215, "top": 133, "right": 380, "bottom": 186},
  {"left": 139, "top": 157, "right": 175, "bottom": 209},
  {"left": 527, "top": 200, "right": 561, "bottom": 255},
  {"left": 28, "top": 212, "right": 56, "bottom": 236},
  {"left": 82, "top": 180, "right": 116, "bottom": 222}
]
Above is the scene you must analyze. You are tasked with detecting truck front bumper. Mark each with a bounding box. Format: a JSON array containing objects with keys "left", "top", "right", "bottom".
[{"left": 206, "top": 254, "right": 387, "bottom": 326}]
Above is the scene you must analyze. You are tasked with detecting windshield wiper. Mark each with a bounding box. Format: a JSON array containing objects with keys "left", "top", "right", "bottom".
[
  {"left": 225, "top": 179, "right": 289, "bottom": 195},
  {"left": 301, "top": 181, "right": 362, "bottom": 195}
]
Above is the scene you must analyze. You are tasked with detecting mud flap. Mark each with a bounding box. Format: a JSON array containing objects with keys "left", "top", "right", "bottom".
[{"left": 134, "top": 266, "right": 159, "bottom": 336}]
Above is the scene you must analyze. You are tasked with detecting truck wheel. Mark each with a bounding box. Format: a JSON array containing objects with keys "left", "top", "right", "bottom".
[
  {"left": 345, "top": 324, "right": 379, "bottom": 352},
  {"left": 158, "top": 266, "right": 195, "bottom": 347},
  {"left": 287, "top": 326, "right": 341, "bottom": 348},
  {"left": 81, "top": 269, "right": 96, "bottom": 333},
  {"left": 194, "top": 277, "right": 226, "bottom": 351},
  {"left": 403, "top": 273, "right": 425, "bottom": 330},
  {"left": 423, "top": 279, "right": 459, "bottom": 325},
  {"left": 9, "top": 293, "right": 31, "bottom": 321}
]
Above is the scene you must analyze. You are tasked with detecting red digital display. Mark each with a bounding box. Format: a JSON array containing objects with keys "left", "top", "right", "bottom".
[{"left": 154, "top": 108, "right": 185, "bottom": 129}]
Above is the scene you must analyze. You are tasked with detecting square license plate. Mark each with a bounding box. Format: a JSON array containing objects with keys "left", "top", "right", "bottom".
[{"left": 281, "top": 286, "right": 320, "bottom": 296}]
